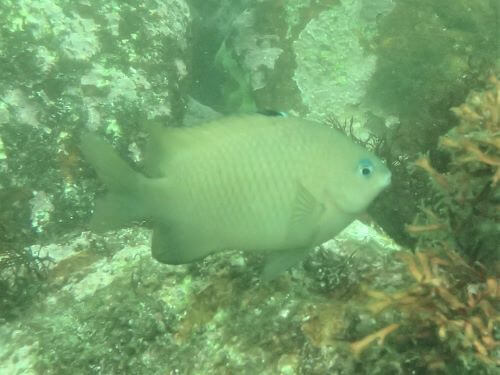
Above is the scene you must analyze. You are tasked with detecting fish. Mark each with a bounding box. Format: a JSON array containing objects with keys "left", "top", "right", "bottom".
[{"left": 80, "top": 114, "right": 391, "bottom": 279}]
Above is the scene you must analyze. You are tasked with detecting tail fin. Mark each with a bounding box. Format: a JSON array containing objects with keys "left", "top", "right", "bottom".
[{"left": 80, "top": 133, "right": 149, "bottom": 232}]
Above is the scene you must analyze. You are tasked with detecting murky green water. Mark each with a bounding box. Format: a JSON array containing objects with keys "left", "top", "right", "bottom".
[{"left": 0, "top": 1, "right": 498, "bottom": 374}]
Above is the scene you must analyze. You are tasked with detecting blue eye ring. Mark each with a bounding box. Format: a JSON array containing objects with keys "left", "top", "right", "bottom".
[{"left": 358, "top": 159, "right": 374, "bottom": 177}]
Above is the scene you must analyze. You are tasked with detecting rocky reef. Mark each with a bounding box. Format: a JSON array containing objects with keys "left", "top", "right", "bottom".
[{"left": 0, "top": 1, "right": 498, "bottom": 374}]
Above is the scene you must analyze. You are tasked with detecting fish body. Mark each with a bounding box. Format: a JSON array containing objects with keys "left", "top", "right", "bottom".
[{"left": 81, "top": 114, "right": 391, "bottom": 278}]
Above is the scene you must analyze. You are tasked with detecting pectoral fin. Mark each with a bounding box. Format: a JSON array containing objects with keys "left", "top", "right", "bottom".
[{"left": 287, "top": 183, "right": 325, "bottom": 245}]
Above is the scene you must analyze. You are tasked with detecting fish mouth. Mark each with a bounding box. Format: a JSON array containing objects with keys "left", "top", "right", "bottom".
[
  {"left": 378, "top": 166, "right": 392, "bottom": 189},
  {"left": 382, "top": 171, "right": 392, "bottom": 187}
]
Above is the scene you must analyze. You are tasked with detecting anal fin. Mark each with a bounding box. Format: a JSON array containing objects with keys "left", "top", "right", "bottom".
[
  {"left": 151, "top": 223, "right": 210, "bottom": 265},
  {"left": 261, "top": 247, "right": 311, "bottom": 281}
]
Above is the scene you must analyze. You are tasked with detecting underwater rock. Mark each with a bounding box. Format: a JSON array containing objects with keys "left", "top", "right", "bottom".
[
  {"left": 0, "top": 0, "right": 191, "bottom": 244},
  {"left": 0, "top": 220, "right": 399, "bottom": 374},
  {"left": 292, "top": 1, "right": 381, "bottom": 123}
]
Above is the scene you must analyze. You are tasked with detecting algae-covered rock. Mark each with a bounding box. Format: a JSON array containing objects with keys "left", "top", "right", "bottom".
[
  {"left": 0, "top": 223, "right": 402, "bottom": 374},
  {"left": 189, "top": 0, "right": 393, "bottom": 119},
  {"left": 0, "top": 0, "right": 191, "bottom": 243},
  {"left": 0, "top": 0, "right": 190, "bottom": 321}
]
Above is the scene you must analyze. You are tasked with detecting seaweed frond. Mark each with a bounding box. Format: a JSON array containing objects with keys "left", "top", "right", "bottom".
[
  {"left": 351, "top": 76, "right": 500, "bottom": 372},
  {"left": 0, "top": 245, "right": 53, "bottom": 322},
  {"left": 352, "top": 250, "right": 499, "bottom": 368}
]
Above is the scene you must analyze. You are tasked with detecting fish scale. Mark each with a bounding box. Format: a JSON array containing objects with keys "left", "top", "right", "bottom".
[{"left": 80, "top": 114, "right": 391, "bottom": 277}]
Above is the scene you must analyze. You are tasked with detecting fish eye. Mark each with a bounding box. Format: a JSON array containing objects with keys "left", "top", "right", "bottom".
[{"left": 358, "top": 159, "right": 374, "bottom": 177}]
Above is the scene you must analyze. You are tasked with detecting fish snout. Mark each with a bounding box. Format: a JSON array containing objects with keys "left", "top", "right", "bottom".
[{"left": 382, "top": 169, "right": 392, "bottom": 187}]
